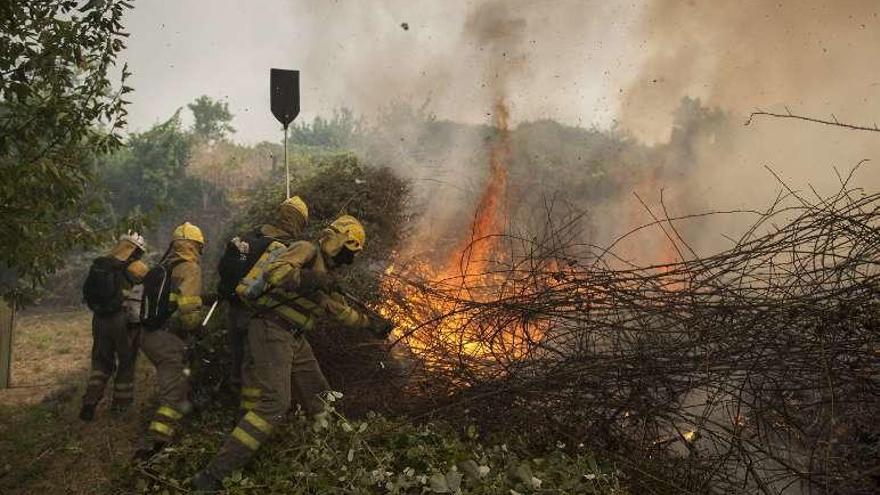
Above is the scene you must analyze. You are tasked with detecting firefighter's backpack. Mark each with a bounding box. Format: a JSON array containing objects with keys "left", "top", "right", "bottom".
[
  {"left": 140, "top": 260, "right": 183, "bottom": 329},
  {"left": 82, "top": 256, "right": 129, "bottom": 315},
  {"left": 217, "top": 230, "right": 279, "bottom": 300},
  {"left": 235, "top": 240, "right": 289, "bottom": 301}
]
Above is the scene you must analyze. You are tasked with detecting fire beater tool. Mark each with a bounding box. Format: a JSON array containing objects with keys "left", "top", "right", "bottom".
[{"left": 270, "top": 68, "right": 300, "bottom": 198}]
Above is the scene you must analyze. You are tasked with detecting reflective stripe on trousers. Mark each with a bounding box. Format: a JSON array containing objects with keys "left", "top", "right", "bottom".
[
  {"left": 140, "top": 329, "right": 190, "bottom": 442},
  {"left": 240, "top": 387, "right": 261, "bottom": 411},
  {"left": 148, "top": 404, "right": 184, "bottom": 440},
  {"left": 204, "top": 317, "right": 331, "bottom": 481},
  {"left": 230, "top": 411, "right": 274, "bottom": 451},
  {"left": 113, "top": 381, "right": 135, "bottom": 401}
]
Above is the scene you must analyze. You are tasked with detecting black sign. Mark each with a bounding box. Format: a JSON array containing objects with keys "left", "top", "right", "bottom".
[{"left": 270, "top": 68, "right": 300, "bottom": 128}]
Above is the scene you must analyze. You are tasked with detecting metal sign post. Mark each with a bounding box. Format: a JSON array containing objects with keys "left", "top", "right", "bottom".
[{"left": 270, "top": 69, "right": 300, "bottom": 198}]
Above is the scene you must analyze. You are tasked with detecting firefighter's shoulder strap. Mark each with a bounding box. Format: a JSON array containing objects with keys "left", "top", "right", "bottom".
[{"left": 140, "top": 258, "right": 186, "bottom": 330}]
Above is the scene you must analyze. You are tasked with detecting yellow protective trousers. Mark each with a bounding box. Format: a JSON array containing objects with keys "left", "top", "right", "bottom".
[
  {"left": 140, "top": 329, "right": 190, "bottom": 442},
  {"left": 206, "top": 316, "right": 329, "bottom": 479},
  {"left": 81, "top": 311, "right": 140, "bottom": 408}
]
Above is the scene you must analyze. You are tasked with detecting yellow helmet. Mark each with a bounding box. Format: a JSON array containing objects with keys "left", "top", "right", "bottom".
[
  {"left": 280, "top": 195, "right": 308, "bottom": 221},
  {"left": 276, "top": 195, "right": 309, "bottom": 235},
  {"left": 172, "top": 222, "right": 205, "bottom": 245},
  {"left": 330, "top": 215, "right": 366, "bottom": 253}
]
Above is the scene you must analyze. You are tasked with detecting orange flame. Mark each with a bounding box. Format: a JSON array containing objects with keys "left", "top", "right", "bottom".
[
  {"left": 445, "top": 100, "right": 510, "bottom": 275},
  {"left": 380, "top": 100, "right": 545, "bottom": 375}
]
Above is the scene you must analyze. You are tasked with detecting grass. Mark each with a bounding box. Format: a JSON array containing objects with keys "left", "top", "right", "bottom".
[
  {"left": 0, "top": 307, "right": 156, "bottom": 494},
  {"left": 1, "top": 308, "right": 91, "bottom": 404},
  {"left": 0, "top": 307, "right": 627, "bottom": 494}
]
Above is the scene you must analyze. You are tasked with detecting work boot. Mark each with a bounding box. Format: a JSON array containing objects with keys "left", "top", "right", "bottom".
[
  {"left": 79, "top": 403, "right": 96, "bottom": 422},
  {"left": 132, "top": 440, "right": 166, "bottom": 462},
  {"left": 190, "top": 470, "right": 222, "bottom": 492}
]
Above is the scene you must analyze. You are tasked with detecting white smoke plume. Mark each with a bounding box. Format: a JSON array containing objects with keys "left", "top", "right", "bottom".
[{"left": 291, "top": 0, "right": 880, "bottom": 259}]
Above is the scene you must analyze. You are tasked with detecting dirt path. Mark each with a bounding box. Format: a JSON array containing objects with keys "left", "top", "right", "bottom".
[{"left": 0, "top": 307, "right": 157, "bottom": 494}]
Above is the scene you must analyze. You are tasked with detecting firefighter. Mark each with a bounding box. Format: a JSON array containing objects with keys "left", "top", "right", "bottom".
[
  {"left": 217, "top": 196, "right": 309, "bottom": 407},
  {"left": 191, "top": 215, "right": 391, "bottom": 490},
  {"left": 79, "top": 231, "right": 149, "bottom": 421},
  {"left": 134, "top": 222, "right": 205, "bottom": 460}
]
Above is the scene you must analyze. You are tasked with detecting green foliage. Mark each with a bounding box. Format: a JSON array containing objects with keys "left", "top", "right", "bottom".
[
  {"left": 36, "top": 108, "right": 228, "bottom": 306},
  {"left": 130, "top": 404, "right": 624, "bottom": 494},
  {"left": 100, "top": 111, "right": 222, "bottom": 220},
  {"left": 289, "top": 108, "right": 362, "bottom": 148},
  {"left": 188, "top": 95, "right": 235, "bottom": 142},
  {"left": 234, "top": 151, "right": 411, "bottom": 262},
  {"left": 507, "top": 120, "right": 648, "bottom": 213},
  {"left": 0, "top": 0, "right": 133, "bottom": 303}
]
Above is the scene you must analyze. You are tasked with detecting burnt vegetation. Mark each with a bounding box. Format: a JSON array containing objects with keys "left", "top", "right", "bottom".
[
  {"left": 378, "top": 168, "right": 880, "bottom": 494},
  {"left": 125, "top": 101, "right": 879, "bottom": 494}
]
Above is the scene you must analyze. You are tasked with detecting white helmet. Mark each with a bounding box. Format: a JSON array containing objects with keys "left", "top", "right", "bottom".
[{"left": 120, "top": 230, "right": 147, "bottom": 252}]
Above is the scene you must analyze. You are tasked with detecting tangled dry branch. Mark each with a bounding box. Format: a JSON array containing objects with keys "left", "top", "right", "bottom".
[{"left": 379, "top": 171, "right": 880, "bottom": 494}]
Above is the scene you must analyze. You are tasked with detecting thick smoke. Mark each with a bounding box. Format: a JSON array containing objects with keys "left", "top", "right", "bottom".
[
  {"left": 619, "top": 0, "right": 880, "bottom": 255},
  {"left": 622, "top": 0, "right": 880, "bottom": 141},
  {"left": 298, "top": 0, "right": 628, "bottom": 260},
  {"left": 296, "top": 0, "right": 880, "bottom": 261},
  {"left": 298, "top": 0, "right": 636, "bottom": 127}
]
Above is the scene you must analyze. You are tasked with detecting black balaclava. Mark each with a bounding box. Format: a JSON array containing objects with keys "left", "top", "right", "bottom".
[{"left": 331, "top": 246, "right": 356, "bottom": 266}]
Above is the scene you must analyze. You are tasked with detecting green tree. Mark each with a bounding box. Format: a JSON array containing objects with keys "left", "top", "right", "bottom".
[
  {"left": 101, "top": 110, "right": 212, "bottom": 219},
  {"left": 0, "top": 0, "right": 132, "bottom": 302},
  {"left": 289, "top": 108, "right": 361, "bottom": 148},
  {"left": 187, "top": 95, "right": 235, "bottom": 141}
]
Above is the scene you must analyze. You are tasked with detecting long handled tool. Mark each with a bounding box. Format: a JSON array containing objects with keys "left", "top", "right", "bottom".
[
  {"left": 201, "top": 300, "right": 219, "bottom": 327},
  {"left": 183, "top": 300, "right": 219, "bottom": 379},
  {"left": 270, "top": 68, "right": 300, "bottom": 198}
]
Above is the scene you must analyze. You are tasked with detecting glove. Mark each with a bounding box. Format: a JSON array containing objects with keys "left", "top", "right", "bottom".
[
  {"left": 202, "top": 293, "right": 219, "bottom": 305},
  {"left": 125, "top": 260, "right": 149, "bottom": 283},
  {"left": 298, "top": 268, "right": 335, "bottom": 293},
  {"left": 368, "top": 317, "right": 395, "bottom": 339}
]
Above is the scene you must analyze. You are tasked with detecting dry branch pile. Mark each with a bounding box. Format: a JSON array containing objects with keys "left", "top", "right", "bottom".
[{"left": 381, "top": 177, "right": 880, "bottom": 494}]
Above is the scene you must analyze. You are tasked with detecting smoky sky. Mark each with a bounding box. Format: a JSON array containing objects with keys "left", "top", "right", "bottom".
[
  {"left": 123, "top": 0, "right": 643, "bottom": 143},
  {"left": 124, "top": 0, "right": 880, "bottom": 241},
  {"left": 622, "top": 0, "right": 880, "bottom": 211}
]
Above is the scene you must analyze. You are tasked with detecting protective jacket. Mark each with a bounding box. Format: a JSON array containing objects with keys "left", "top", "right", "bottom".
[
  {"left": 202, "top": 239, "right": 368, "bottom": 483},
  {"left": 242, "top": 240, "right": 370, "bottom": 332},
  {"left": 165, "top": 240, "right": 204, "bottom": 333},
  {"left": 196, "top": 217, "right": 371, "bottom": 487}
]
